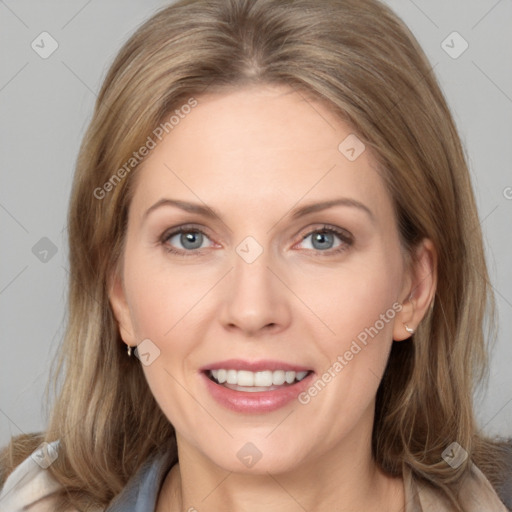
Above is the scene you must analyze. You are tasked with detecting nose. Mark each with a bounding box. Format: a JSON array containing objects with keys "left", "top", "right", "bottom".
[{"left": 218, "top": 247, "right": 292, "bottom": 337}]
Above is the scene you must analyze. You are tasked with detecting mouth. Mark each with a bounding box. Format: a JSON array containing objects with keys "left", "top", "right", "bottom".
[{"left": 199, "top": 359, "right": 315, "bottom": 413}]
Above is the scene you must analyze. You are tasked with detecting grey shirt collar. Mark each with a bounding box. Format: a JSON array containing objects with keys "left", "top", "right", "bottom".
[{"left": 106, "top": 449, "right": 173, "bottom": 512}]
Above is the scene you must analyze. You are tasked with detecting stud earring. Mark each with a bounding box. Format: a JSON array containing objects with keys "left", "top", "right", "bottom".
[{"left": 404, "top": 323, "right": 414, "bottom": 334}]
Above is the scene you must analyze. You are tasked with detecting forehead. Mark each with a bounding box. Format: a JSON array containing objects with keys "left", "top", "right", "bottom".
[{"left": 129, "top": 84, "right": 391, "bottom": 223}]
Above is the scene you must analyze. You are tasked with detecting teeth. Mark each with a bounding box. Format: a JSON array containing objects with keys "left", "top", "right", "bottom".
[
  {"left": 226, "top": 369, "right": 237, "bottom": 384},
  {"left": 274, "top": 371, "right": 286, "bottom": 385},
  {"left": 253, "top": 371, "right": 271, "bottom": 387},
  {"left": 209, "top": 369, "right": 310, "bottom": 387},
  {"left": 296, "top": 371, "right": 308, "bottom": 381},
  {"left": 238, "top": 370, "right": 255, "bottom": 386}
]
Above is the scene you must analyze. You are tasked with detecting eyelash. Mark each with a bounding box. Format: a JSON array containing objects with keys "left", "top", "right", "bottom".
[{"left": 160, "top": 224, "right": 354, "bottom": 257}]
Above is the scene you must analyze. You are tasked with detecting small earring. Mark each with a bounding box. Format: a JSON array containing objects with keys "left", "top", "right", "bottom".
[
  {"left": 404, "top": 323, "right": 414, "bottom": 334},
  {"left": 127, "top": 345, "right": 133, "bottom": 357}
]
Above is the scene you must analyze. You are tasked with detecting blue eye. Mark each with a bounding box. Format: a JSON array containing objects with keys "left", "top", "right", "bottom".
[
  {"left": 297, "top": 226, "right": 353, "bottom": 254},
  {"left": 302, "top": 231, "right": 338, "bottom": 250},
  {"left": 162, "top": 227, "right": 212, "bottom": 254}
]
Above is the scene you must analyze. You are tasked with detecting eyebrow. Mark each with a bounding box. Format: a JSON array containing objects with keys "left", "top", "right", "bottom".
[{"left": 142, "top": 197, "right": 375, "bottom": 225}]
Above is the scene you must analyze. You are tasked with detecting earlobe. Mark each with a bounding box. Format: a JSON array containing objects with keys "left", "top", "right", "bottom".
[
  {"left": 393, "top": 238, "right": 437, "bottom": 342},
  {"left": 107, "top": 269, "right": 137, "bottom": 346}
]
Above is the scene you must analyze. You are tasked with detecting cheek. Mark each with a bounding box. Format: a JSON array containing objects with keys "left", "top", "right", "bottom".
[
  {"left": 123, "top": 247, "right": 206, "bottom": 430},
  {"left": 296, "top": 250, "right": 402, "bottom": 350},
  {"left": 122, "top": 245, "right": 210, "bottom": 399},
  {"left": 294, "top": 255, "right": 402, "bottom": 427},
  {"left": 340, "top": 269, "right": 398, "bottom": 344},
  {"left": 122, "top": 243, "right": 209, "bottom": 341},
  {"left": 294, "top": 248, "right": 403, "bottom": 418}
]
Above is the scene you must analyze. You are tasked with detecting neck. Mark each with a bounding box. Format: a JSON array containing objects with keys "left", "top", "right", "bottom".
[{"left": 157, "top": 422, "right": 404, "bottom": 511}]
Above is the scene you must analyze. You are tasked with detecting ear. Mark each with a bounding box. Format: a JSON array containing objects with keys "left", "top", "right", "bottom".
[
  {"left": 393, "top": 238, "right": 437, "bottom": 341},
  {"left": 107, "top": 265, "right": 137, "bottom": 347}
]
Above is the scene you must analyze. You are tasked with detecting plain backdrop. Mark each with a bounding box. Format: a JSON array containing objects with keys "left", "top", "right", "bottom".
[{"left": 1, "top": 0, "right": 511, "bottom": 448}]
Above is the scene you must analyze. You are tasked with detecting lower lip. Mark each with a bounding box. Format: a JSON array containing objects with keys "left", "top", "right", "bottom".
[{"left": 201, "top": 371, "right": 315, "bottom": 413}]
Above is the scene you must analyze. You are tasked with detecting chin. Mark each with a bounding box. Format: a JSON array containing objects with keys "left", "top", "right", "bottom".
[{"left": 202, "top": 441, "right": 308, "bottom": 476}]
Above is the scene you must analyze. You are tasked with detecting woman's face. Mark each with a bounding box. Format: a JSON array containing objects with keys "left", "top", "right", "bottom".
[{"left": 110, "top": 84, "right": 429, "bottom": 474}]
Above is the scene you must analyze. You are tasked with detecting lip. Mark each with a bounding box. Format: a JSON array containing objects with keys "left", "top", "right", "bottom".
[
  {"left": 200, "top": 363, "right": 315, "bottom": 413},
  {"left": 199, "top": 358, "right": 312, "bottom": 373}
]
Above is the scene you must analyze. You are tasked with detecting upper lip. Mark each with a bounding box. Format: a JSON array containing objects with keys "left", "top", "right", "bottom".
[{"left": 200, "top": 359, "right": 313, "bottom": 373}]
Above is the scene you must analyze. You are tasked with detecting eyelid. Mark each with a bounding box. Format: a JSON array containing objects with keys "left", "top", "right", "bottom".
[
  {"left": 160, "top": 223, "right": 213, "bottom": 241},
  {"left": 296, "top": 223, "right": 354, "bottom": 244}
]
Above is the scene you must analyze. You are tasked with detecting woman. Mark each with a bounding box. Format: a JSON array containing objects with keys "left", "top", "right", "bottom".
[{"left": 1, "top": 0, "right": 511, "bottom": 510}]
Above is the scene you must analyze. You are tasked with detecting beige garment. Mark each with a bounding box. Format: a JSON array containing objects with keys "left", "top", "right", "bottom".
[
  {"left": 404, "top": 462, "right": 508, "bottom": 511},
  {"left": 0, "top": 449, "right": 69, "bottom": 512}
]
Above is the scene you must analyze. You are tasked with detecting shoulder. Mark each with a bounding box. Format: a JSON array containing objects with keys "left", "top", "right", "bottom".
[
  {"left": 458, "top": 463, "right": 510, "bottom": 511},
  {"left": 409, "top": 461, "right": 510, "bottom": 511},
  {"left": 495, "top": 441, "right": 512, "bottom": 511},
  {"left": 0, "top": 440, "right": 82, "bottom": 512},
  {"left": 0, "top": 439, "right": 173, "bottom": 512}
]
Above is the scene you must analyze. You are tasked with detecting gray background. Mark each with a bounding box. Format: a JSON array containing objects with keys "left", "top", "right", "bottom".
[{"left": 1, "top": 0, "right": 511, "bottom": 448}]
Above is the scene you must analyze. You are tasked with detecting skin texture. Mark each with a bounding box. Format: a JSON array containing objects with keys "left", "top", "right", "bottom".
[{"left": 109, "top": 84, "right": 436, "bottom": 511}]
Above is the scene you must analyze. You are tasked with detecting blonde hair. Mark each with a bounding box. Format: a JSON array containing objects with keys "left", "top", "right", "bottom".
[{"left": 1, "top": 0, "right": 509, "bottom": 510}]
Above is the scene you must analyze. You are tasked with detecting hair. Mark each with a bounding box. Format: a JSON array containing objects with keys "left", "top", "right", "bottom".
[{"left": 1, "top": 0, "right": 510, "bottom": 510}]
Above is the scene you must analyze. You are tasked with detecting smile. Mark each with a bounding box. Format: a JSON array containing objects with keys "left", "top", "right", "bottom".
[{"left": 200, "top": 359, "right": 315, "bottom": 413}]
